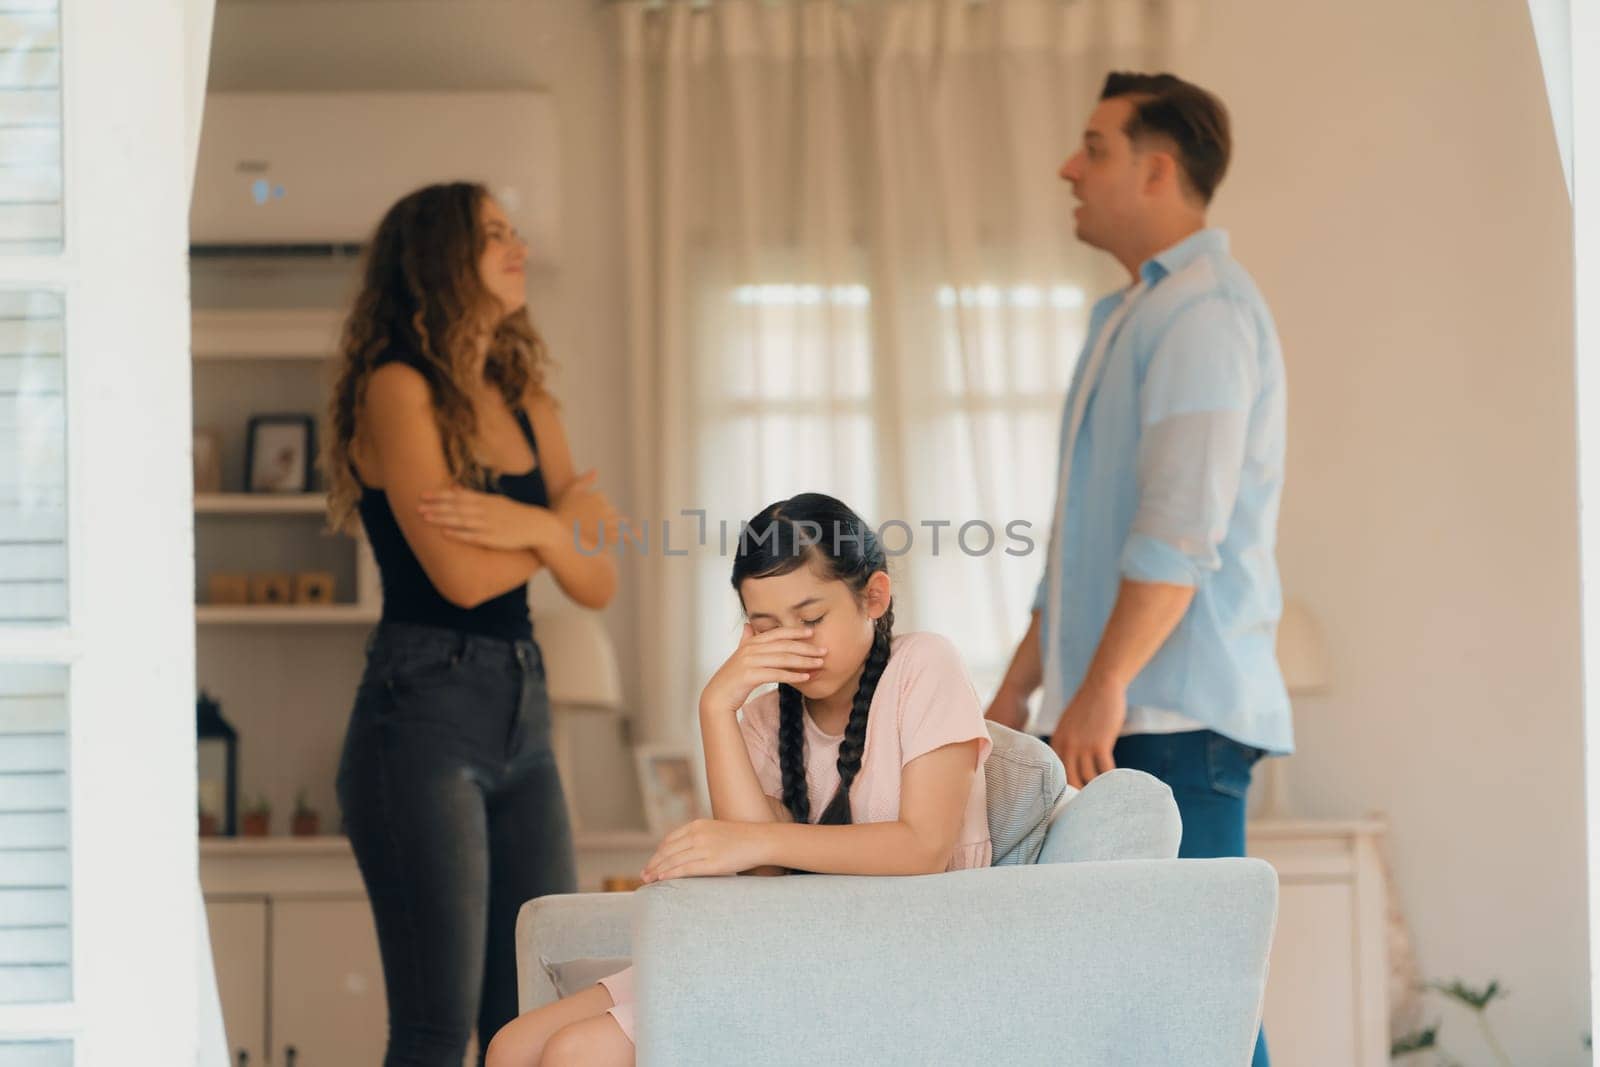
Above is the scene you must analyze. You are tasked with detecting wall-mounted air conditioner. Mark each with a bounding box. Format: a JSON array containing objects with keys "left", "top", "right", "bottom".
[{"left": 189, "top": 91, "right": 561, "bottom": 269}]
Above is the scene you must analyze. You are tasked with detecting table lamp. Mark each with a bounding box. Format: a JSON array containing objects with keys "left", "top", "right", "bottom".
[
  {"left": 1259, "top": 599, "right": 1331, "bottom": 818},
  {"left": 535, "top": 611, "right": 625, "bottom": 834}
]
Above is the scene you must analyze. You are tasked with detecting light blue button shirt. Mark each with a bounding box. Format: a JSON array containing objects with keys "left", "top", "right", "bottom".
[{"left": 1032, "top": 228, "right": 1293, "bottom": 754}]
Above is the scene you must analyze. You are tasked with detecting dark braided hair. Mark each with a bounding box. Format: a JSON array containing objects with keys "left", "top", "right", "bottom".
[{"left": 732, "top": 493, "right": 895, "bottom": 825}]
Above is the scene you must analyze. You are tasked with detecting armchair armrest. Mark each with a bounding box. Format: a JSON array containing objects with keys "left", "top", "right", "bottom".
[{"left": 516, "top": 891, "right": 637, "bottom": 1011}]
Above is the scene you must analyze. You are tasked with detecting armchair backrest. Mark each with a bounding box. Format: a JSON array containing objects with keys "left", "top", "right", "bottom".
[
  {"left": 984, "top": 721, "right": 1071, "bottom": 865},
  {"left": 982, "top": 721, "right": 1183, "bottom": 866}
]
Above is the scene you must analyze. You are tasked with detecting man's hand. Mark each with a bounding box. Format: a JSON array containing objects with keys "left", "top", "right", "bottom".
[
  {"left": 984, "top": 683, "right": 1032, "bottom": 732},
  {"left": 1049, "top": 677, "right": 1127, "bottom": 789}
]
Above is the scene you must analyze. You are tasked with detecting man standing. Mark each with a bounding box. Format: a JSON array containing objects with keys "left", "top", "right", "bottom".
[{"left": 986, "top": 72, "right": 1287, "bottom": 1067}]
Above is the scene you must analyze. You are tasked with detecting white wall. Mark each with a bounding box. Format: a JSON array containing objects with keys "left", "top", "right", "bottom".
[{"left": 1179, "top": 1, "right": 1589, "bottom": 1061}]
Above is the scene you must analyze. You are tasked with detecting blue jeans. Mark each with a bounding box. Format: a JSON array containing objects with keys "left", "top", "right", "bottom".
[
  {"left": 337, "top": 622, "right": 578, "bottom": 1066},
  {"left": 1114, "top": 729, "right": 1271, "bottom": 1067}
]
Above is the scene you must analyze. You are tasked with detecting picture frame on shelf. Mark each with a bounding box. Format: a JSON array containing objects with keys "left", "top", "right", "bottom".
[
  {"left": 633, "top": 744, "right": 706, "bottom": 836},
  {"left": 245, "top": 413, "right": 315, "bottom": 493}
]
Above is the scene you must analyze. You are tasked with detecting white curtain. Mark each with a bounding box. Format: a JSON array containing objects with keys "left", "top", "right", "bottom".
[{"left": 618, "top": 0, "right": 1171, "bottom": 741}]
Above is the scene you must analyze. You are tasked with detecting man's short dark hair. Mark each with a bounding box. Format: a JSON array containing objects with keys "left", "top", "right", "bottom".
[{"left": 1101, "top": 72, "right": 1232, "bottom": 205}]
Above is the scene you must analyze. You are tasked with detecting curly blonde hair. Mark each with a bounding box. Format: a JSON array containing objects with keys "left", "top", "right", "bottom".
[{"left": 324, "top": 182, "right": 551, "bottom": 533}]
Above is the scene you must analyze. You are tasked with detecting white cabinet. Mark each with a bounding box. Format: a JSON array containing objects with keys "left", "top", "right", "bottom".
[
  {"left": 1249, "top": 819, "right": 1390, "bottom": 1067},
  {"left": 201, "top": 834, "right": 650, "bottom": 1064},
  {"left": 271, "top": 899, "right": 387, "bottom": 1067},
  {"left": 203, "top": 891, "right": 385, "bottom": 1067},
  {"left": 203, "top": 840, "right": 384, "bottom": 1067},
  {"left": 205, "top": 899, "right": 268, "bottom": 1067}
]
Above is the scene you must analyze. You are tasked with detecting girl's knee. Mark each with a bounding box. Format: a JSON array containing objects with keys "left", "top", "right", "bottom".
[
  {"left": 539, "top": 1024, "right": 590, "bottom": 1067},
  {"left": 484, "top": 1014, "right": 538, "bottom": 1067},
  {"left": 541, "top": 1018, "right": 630, "bottom": 1067},
  {"left": 483, "top": 1031, "right": 511, "bottom": 1067}
]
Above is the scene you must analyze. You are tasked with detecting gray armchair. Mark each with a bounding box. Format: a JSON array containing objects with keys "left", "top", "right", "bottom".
[{"left": 516, "top": 723, "right": 1277, "bottom": 1066}]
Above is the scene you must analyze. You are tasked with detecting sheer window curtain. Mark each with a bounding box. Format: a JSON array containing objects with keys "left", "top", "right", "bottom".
[{"left": 617, "top": 0, "right": 1171, "bottom": 743}]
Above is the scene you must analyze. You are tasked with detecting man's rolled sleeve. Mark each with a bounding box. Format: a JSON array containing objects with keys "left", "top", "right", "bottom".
[
  {"left": 1120, "top": 530, "right": 1207, "bottom": 586},
  {"left": 1119, "top": 296, "right": 1258, "bottom": 588}
]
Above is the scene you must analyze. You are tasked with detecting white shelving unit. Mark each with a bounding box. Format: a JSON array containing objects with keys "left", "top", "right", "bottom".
[{"left": 192, "top": 308, "right": 380, "bottom": 625}]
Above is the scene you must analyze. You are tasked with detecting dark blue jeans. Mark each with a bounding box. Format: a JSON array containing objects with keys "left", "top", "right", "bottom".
[
  {"left": 1114, "top": 730, "right": 1271, "bottom": 1067},
  {"left": 337, "top": 622, "right": 578, "bottom": 1067}
]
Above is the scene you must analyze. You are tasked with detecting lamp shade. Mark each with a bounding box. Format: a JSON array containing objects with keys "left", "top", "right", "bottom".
[
  {"left": 1276, "top": 599, "right": 1331, "bottom": 695},
  {"left": 534, "top": 611, "right": 624, "bottom": 709}
]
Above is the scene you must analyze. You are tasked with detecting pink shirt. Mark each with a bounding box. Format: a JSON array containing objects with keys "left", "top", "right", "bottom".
[{"left": 737, "top": 630, "right": 994, "bottom": 869}]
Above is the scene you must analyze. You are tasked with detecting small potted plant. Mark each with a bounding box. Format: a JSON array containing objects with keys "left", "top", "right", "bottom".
[
  {"left": 240, "top": 794, "right": 271, "bottom": 837},
  {"left": 291, "top": 789, "right": 320, "bottom": 837},
  {"left": 198, "top": 805, "right": 220, "bottom": 838}
]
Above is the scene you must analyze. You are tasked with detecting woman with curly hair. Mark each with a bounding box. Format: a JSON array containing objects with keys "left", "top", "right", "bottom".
[{"left": 327, "top": 182, "right": 620, "bottom": 1067}]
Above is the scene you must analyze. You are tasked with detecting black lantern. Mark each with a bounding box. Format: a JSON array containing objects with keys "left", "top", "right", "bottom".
[{"left": 196, "top": 690, "right": 238, "bottom": 836}]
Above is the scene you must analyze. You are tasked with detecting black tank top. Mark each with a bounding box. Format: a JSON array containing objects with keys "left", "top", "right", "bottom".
[{"left": 355, "top": 369, "right": 548, "bottom": 642}]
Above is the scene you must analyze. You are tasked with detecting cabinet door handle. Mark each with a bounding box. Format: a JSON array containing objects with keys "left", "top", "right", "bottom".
[{"left": 283, "top": 1045, "right": 298, "bottom": 1067}]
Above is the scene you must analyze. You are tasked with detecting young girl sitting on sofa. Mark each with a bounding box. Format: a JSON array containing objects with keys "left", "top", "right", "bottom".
[{"left": 485, "top": 492, "right": 994, "bottom": 1067}]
